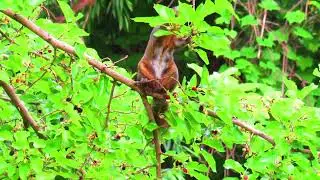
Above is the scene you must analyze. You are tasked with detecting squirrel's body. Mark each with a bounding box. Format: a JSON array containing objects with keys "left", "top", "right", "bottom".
[{"left": 137, "top": 27, "right": 189, "bottom": 127}]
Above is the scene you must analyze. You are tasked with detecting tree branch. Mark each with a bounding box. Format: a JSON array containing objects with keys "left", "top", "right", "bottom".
[
  {"left": 1, "top": 9, "right": 162, "bottom": 178},
  {"left": 0, "top": 9, "right": 139, "bottom": 93},
  {"left": 140, "top": 94, "right": 162, "bottom": 179},
  {"left": 0, "top": 80, "right": 46, "bottom": 139},
  {"left": 200, "top": 107, "right": 320, "bottom": 158}
]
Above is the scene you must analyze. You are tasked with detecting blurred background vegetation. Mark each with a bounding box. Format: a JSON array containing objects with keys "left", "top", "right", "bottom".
[{"left": 43, "top": 0, "right": 320, "bottom": 106}]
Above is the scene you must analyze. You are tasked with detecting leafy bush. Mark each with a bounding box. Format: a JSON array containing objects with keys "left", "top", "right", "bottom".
[{"left": 0, "top": 0, "right": 319, "bottom": 179}]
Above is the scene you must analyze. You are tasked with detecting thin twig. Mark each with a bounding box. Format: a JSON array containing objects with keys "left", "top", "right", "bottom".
[
  {"left": 0, "top": 28, "right": 15, "bottom": 44},
  {"left": 289, "top": 0, "right": 305, "bottom": 12},
  {"left": 24, "top": 49, "right": 57, "bottom": 92},
  {"left": 168, "top": 0, "right": 175, "bottom": 7},
  {"left": 232, "top": 118, "right": 275, "bottom": 145},
  {"left": 105, "top": 80, "right": 117, "bottom": 128},
  {"left": 133, "top": 165, "right": 155, "bottom": 175},
  {"left": 281, "top": 43, "right": 288, "bottom": 97},
  {"left": 113, "top": 55, "right": 128, "bottom": 65},
  {"left": 257, "top": 9, "right": 268, "bottom": 59}
]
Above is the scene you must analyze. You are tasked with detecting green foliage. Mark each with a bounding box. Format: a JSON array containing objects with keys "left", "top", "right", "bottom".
[{"left": 0, "top": 0, "right": 320, "bottom": 179}]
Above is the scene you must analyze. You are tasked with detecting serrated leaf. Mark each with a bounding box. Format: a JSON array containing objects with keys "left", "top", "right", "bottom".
[
  {"left": 259, "top": 0, "right": 280, "bottom": 10},
  {"left": 240, "top": 15, "right": 258, "bottom": 27},
  {"left": 285, "top": 10, "right": 305, "bottom": 24}
]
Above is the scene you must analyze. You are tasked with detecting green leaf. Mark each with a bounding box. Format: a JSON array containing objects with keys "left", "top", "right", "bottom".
[
  {"left": 196, "top": 0, "right": 216, "bottom": 19},
  {"left": 259, "top": 0, "right": 280, "bottom": 10},
  {"left": 178, "top": 2, "right": 196, "bottom": 23},
  {"left": 293, "top": 27, "right": 313, "bottom": 39},
  {"left": 313, "top": 65, "right": 320, "bottom": 78},
  {"left": 30, "top": 157, "right": 43, "bottom": 173},
  {"left": 240, "top": 15, "right": 258, "bottom": 27},
  {"left": 187, "top": 63, "right": 203, "bottom": 76},
  {"left": 186, "top": 161, "right": 208, "bottom": 173},
  {"left": 0, "top": 70, "right": 10, "bottom": 84},
  {"left": 240, "top": 47, "right": 257, "bottom": 59},
  {"left": 13, "top": 131, "right": 30, "bottom": 150},
  {"left": 131, "top": 16, "right": 167, "bottom": 27},
  {"left": 0, "top": 129, "right": 13, "bottom": 141},
  {"left": 310, "top": 1, "right": 320, "bottom": 9},
  {"left": 224, "top": 159, "right": 245, "bottom": 174},
  {"left": 153, "top": 29, "right": 174, "bottom": 37},
  {"left": 195, "top": 49, "right": 209, "bottom": 65},
  {"left": 18, "top": 163, "right": 30, "bottom": 180},
  {"left": 298, "top": 83, "right": 317, "bottom": 99},
  {"left": 201, "top": 150, "right": 217, "bottom": 172},
  {"left": 285, "top": 11, "right": 305, "bottom": 24},
  {"left": 256, "top": 36, "right": 274, "bottom": 47},
  {"left": 154, "top": 4, "right": 176, "bottom": 20},
  {"left": 203, "top": 139, "right": 225, "bottom": 152},
  {"left": 57, "top": 0, "right": 75, "bottom": 23},
  {"left": 32, "top": 139, "right": 46, "bottom": 148}
]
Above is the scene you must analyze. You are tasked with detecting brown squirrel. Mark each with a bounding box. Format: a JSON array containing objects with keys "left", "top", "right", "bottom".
[{"left": 137, "top": 27, "right": 190, "bottom": 127}]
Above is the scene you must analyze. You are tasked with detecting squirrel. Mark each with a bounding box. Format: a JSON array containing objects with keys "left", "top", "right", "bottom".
[{"left": 137, "top": 26, "right": 190, "bottom": 127}]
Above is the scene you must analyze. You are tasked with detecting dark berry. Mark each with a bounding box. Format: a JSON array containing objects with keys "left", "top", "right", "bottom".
[
  {"left": 48, "top": 49, "right": 52, "bottom": 53},
  {"left": 191, "top": 87, "right": 197, "bottom": 91},
  {"left": 212, "top": 130, "right": 218, "bottom": 135},
  {"left": 77, "top": 108, "right": 83, "bottom": 113},
  {"left": 114, "top": 134, "right": 121, "bottom": 140},
  {"left": 66, "top": 97, "right": 71, "bottom": 102}
]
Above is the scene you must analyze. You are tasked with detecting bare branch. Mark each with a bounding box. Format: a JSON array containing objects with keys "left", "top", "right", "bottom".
[
  {"left": 0, "top": 80, "right": 46, "bottom": 139},
  {"left": 140, "top": 94, "right": 162, "bottom": 179},
  {"left": 232, "top": 118, "right": 275, "bottom": 145},
  {"left": 201, "top": 107, "right": 319, "bottom": 158},
  {"left": 203, "top": 108, "right": 275, "bottom": 145}
]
